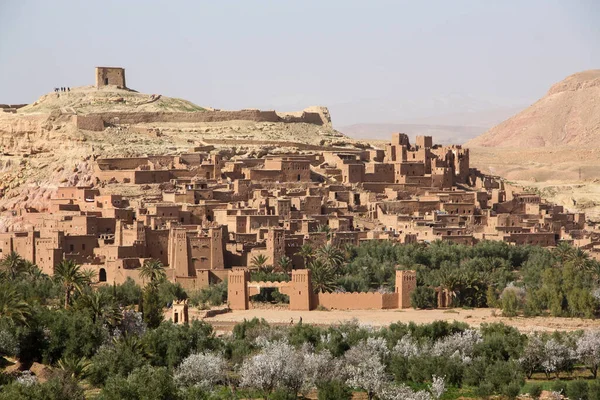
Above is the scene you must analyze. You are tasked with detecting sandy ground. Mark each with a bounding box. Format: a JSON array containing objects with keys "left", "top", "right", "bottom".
[{"left": 203, "top": 307, "right": 600, "bottom": 333}]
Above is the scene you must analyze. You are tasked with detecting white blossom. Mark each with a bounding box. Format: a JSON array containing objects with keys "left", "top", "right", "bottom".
[
  {"left": 540, "top": 338, "right": 576, "bottom": 378},
  {"left": 112, "top": 310, "right": 147, "bottom": 340},
  {"left": 393, "top": 334, "right": 425, "bottom": 359},
  {"left": 431, "top": 329, "right": 481, "bottom": 363},
  {"left": 302, "top": 349, "right": 343, "bottom": 392},
  {"left": 365, "top": 336, "right": 390, "bottom": 360},
  {"left": 344, "top": 340, "right": 388, "bottom": 399},
  {"left": 0, "top": 329, "right": 19, "bottom": 357},
  {"left": 16, "top": 371, "right": 37, "bottom": 386},
  {"left": 174, "top": 352, "right": 227, "bottom": 389},
  {"left": 519, "top": 333, "right": 544, "bottom": 378},
  {"left": 429, "top": 375, "right": 446, "bottom": 400},
  {"left": 576, "top": 330, "right": 600, "bottom": 378},
  {"left": 239, "top": 339, "right": 306, "bottom": 395},
  {"left": 378, "top": 383, "right": 432, "bottom": 400}
]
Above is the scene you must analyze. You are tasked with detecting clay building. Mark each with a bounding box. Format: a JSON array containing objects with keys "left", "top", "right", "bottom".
[
  {"left": 2, "top": 131, "right": 597, "bottom": 311},
  {"left": 95, "top": 67, "right": 126, "bottom": 89}
]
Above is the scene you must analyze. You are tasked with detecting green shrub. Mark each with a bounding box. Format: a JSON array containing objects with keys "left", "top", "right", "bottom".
[
  {"left": 568, "top": 380, "right": 589, "bottom": 400},
  {"left": 502, "top": 381, "right": 522, "bottom": 399},
  {"left": 317, "top": 380, "right": 352, "bottom": 400},
  {"left": 410, "top": 286, "right": 436, "bottom": 309},
  {"left": 474, "top": 381, "right": 494, "bottom": 398},
  {"left": 551, "top": 380, "right": 568, "bottom": 395},
  {"left": 0, "top": 373, "right": 84, "bottom": 400},
  {"left": 527, "top": 383, "right": 543, "bottom": 399},
  {"left": 98, "top": 365, "right": 177, "bottom": 400},
  {"left": 588, "top": 380, "right": 600, "bottom": 400},
  {"left": 501, "top": 289, "right": 521, "bottom": 317},
  {"left": 189, "top": 281, "right": 228, "bottom": 307},
  {"left": 268, "top": 388, "right": 297, "bottom": 400}
]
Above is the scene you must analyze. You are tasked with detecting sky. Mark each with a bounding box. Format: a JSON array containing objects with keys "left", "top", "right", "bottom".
[{"left": 0, "top": 0, "right": 599, "bottom": 127}]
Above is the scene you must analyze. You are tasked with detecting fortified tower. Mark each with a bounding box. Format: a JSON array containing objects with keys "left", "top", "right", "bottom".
[
  {"left": 228, "top": 270, "right": 249, "bottom": 310},
  {"left": 290, "top": 269, "right": 313, "bottom": 310},
  {"left": 95, "top": 67, "right": 126, "bottom": 89},
  {"left": 395, "top": 269, "right": 417, "bottom": 308}
]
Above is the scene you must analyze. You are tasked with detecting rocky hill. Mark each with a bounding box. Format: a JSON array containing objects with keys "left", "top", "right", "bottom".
[
  {"left": 465, "top": 70, "right": 600, "bottom": 147},
  {"left": 0, "top": 86, "right": 359, "bottom": 230}
]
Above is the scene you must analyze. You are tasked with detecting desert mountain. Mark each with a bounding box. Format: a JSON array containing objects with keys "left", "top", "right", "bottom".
[{"left": 466, "top": 70, "right": 600, "bottom": 147}]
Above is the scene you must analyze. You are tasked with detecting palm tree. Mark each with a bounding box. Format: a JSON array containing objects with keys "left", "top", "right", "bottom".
[
  {"left": 316, "top": 224, "right": 332, "bottom": 239},
  {"left": 435, "top": 267, "right": 459, "bottom": 304},
  {"left": 77, "top": 290, "right": 121, "bottom": 327},
  {"left": 567, "top": 247, "right": 591, "bottom": 271},
  {"left": 54, "top": 259, "right": 89, "bottom": 308},
  {"left": 277, "top": 255, "right": 293, "bottom": 273},
  {"left": 1, "top": 252, "right": 26, "bottom": 279},
  {"left": 342, "top": 243, "right": 356, "bottom": 262},
  {"left": 25, "top": 263, "right": 47, "bottom": 281},
  {"left": 57, "top": 356, "right": 91, "bottom": 379},
  {"left": 250, "top": 254, "right": 269, "bottom": 271},
  {"left": 0, "top": 284, "right": 30, "bottom": 325},
  {"left": 317, "top": 244, "right": 345, "bottom": 271},
  {"left": 139, "top": 259, "right": 166, "bottom": 287},
  {"left": 308, "top": 260, "right": 337, "bottom": 294},
  {"left": 553, "top": 242, "right": 575, "bottom": 264},
  {"left": 295, "top": 244, "right": 315, "bottom": 268}
]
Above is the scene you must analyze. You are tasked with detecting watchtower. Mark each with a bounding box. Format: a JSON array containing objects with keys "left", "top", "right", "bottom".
[
  {"left": 228, "top": 270, "right": 249, "bottom": 310},
  {"left": 172, "top": 300, "right": 189, "bottom": 324},
  {"left": 395, "top": 269, "right": 417, "bottom": 308},
  {"left": 290, "top": 269, "right": 313, "bottom": 310},
  {"left": 95, "top": 67, "right": 126, "bottom": 89}
]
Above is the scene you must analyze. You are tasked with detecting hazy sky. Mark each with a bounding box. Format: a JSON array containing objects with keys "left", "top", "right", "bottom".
[{"left": 1, "top": 0, "right": 598, "bottom": 126}]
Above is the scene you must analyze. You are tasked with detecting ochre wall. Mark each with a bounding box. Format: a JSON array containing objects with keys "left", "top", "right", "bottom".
[
  {"left": 76, "top": 109, "right": 328, "bottom": 126},
  {"left": 316, "top": 292, "right": 399, "bottom": 310}
]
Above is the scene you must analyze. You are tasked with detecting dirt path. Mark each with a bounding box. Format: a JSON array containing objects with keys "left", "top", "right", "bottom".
[{"left": 203, "top": 308, "right": 600, "bottom": 333}]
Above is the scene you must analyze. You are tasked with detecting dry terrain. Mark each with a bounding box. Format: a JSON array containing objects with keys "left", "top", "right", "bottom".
[
  {"left": 469, "top": 147, "right": 600, "bottom": 221},
  {"left": 203, "top": 307, "right": 600, "bottom": 333},
  {"left": 459, "top": 71, "right": 600, "bottom": 221},
  {"left": 466, "top": 70, "right": 600, "bottom": 148}
]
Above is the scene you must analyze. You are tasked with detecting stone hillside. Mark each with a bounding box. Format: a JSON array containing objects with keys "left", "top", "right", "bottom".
[
  {"left": 465, "top": 70, "right": 600, "bottom": 147},
  {"left": 0, "top": 87, "right": 359, "bottom": 230}
]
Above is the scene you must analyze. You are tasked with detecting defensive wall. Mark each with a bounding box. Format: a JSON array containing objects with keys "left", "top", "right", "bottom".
[
  {"left": 75, "top": 109, "right": 329, "bottom": 131},
  {"left": 227, "top": 268, "right": 416, "bottom": 311}
]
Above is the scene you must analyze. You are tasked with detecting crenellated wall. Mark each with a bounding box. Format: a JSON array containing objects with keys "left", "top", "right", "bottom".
[{"left": 76, "top": 109, "right": 328, "bottom": 127}]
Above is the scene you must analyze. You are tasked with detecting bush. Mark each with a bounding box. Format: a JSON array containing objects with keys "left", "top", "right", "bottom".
[
  {"left": 410, "top": 286, "right": 436, "bottom": 309},
  {"left": 502, "top": 381, "right": 522, "bottom": 399},
  {"left": 88, "top": 341, "right": 147, "bottom": 385},
  {"left": 501, "top": 288, "right": 521, "bottom": 317},
  {"left": 189, "top": 281, "right": 228, "bottom": 307},
  {"left": 99, "top": 365, "right": 177, "bottom": 400},
  {"left": 527, "top": 383, "right": 543, "bottom": 399},
  {"left": 551, "top": 380, "right": 568, "bottom": 395},
  {"left": 98, "top": 278, "right": 142, "bottom": 306},
  {"left": 0, "top": 373, "right": 84, "bottom": 400},
  {"left": 568, "top": 380, "right": 589, "bottom": 400},
  {"left": 589, "top": 380, "right": 600, "bottom": 400},
  {"left": 317, "top": 380, "right": 352, "bottom": 400},
  {"left": 474, "top": 381, "right": 494, "bottom": 398}
]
